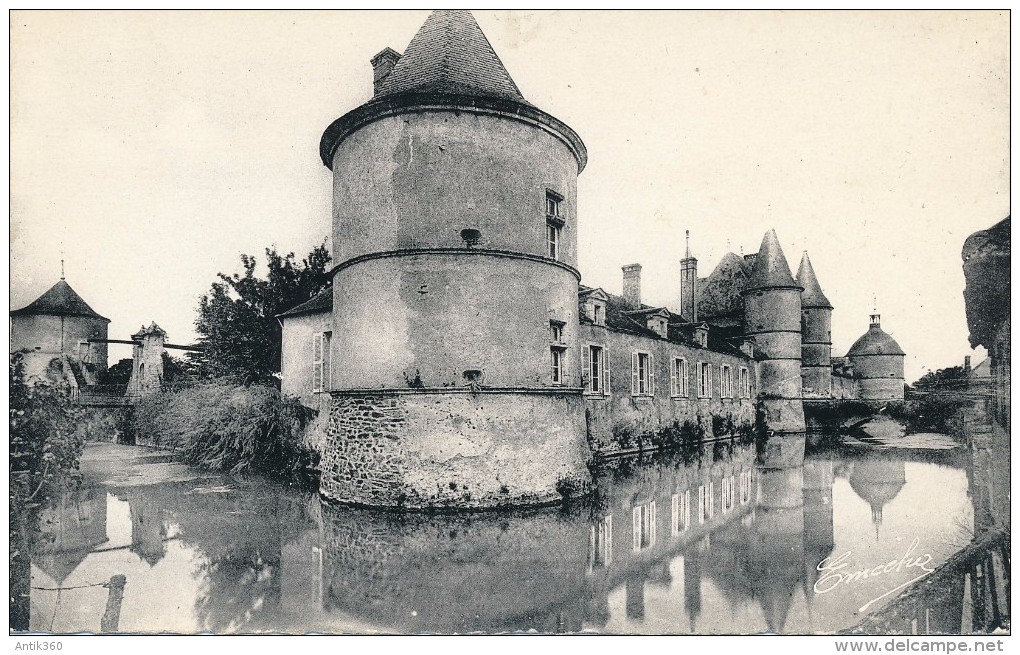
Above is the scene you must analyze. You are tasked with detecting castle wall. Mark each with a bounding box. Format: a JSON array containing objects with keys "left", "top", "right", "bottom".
[
  {"left": 280, "top": 310, "right": 332, "bottom": 410},
  {"left": 319, "top": 390, "right": 591, "bottom": 509},
  {"left": 830, "top": 373, "right": 858, "bottom": 400},
  {"left": 331, "top": 254, "right": 580, "bottom": 390},
  {"left": 580, "top": 325, "right": 756, "bottom": 452},
  {"left": 330, "top": 110, "right": 579, "bottom": 267}
]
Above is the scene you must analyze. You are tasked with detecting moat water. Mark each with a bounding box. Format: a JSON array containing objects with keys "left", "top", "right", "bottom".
[{"left": 20, "top": 405, "right": 1008, "bottom": 635}]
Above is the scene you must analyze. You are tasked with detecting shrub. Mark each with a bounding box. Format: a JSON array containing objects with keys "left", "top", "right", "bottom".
[
  {"left": 10, "top": 353, "right": 87, "bottom": 503},
  {"left": 130, "top": 382, "right": 319, "bottom": 488}
]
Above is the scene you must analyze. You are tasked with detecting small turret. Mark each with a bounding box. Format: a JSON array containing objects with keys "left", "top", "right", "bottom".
[
  {"left": 797, "top": 252, "right": 832, "bottom": 399},
  {"left": 742, "top": 229, "right": 805, "bottom": 433},
  {"left": 847, "top": 311, "right": 905, "bottom": 402}
]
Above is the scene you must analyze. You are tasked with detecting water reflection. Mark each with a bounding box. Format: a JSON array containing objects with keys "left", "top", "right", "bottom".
[{"left": 26, "top": 423, "right": 998, "bottom": 634}]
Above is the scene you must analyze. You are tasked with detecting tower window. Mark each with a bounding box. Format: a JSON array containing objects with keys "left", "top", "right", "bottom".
[
  {"left": 551, "top": 348, "right": 565, "bottom": 385},
  {"left": 550, "top": 320, "right": 565, "bottom": 344},
  {"left": 545, "top": 190, "right": 563, "bottom": 219},
  {"left": 547, "top": 222, "right": 561, "bottom": 260}
]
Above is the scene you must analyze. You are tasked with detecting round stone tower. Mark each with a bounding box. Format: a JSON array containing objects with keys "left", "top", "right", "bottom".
[
  {"left": 10, "top": 277, "right": 110, "bottom": 383},
  {"left": 847, "top": 312, "right": 906, "bottom": 401},
  {"left": 742, "top": 229, "right": 806, "bottom": 433},
  {"left": 317, "top": 10, "right": 591, "bottom": 509},
  {"left": 796, "top": 252, "right": 832, "bottom": 399}
]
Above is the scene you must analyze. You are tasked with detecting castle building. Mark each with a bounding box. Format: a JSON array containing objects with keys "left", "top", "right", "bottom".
[
  {"left": 279, "top": 10, "right": 905, "bottom": 508},
  {"left": 10, "top": 276, "right": 110, "bottom": 387},
  {"left": 846, "top": 312, "right": 906, "bottom": 401}
]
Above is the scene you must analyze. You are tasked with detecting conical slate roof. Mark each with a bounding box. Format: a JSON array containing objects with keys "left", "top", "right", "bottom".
[
  {"left": 796, "top": 252, "right": 832, "bottom": 309},
  {"left": 847, "top": 322, "right": 906, "bottom": 357},
  {"left": 375, "top": 10, "right": 527, "bottom": 103},
  {"left": 747, "top": 229, "right": 799, "bottom": 290},
  {"left": 10, "top": 279, "right": 109, "bottom": 321}
]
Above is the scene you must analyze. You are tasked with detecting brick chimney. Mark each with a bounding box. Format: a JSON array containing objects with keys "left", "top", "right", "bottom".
[
  {"left": 622, "top": 264, "right": 642, "bottom": 309},
  {"left": 371, "top": 47, "right": 401, "bottom": 95},
  {"left": 964, "top": 355, "right": 972, "bottom": 373}
]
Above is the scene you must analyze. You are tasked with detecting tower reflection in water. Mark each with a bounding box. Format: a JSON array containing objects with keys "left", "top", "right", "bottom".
[{"left": 27, "top": 423, "right": 999, "bottom": 634}]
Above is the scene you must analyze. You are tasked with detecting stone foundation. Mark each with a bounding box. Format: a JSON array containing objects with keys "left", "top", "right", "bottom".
[{"left": 320, "top": 389, "right": 592, "bottom": 509}]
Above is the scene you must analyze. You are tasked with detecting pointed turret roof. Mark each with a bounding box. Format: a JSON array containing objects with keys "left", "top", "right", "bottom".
[
  {"left": 10, "top": 279, "right": 109, "bottom": 321},
  {"left": 747, "top": 229, "right": 799, "bottom": 290},
  {"left": 320, "top": 10, "right": 587, "bottom": 172},
  {"left": 796, "top": 252, "right": 832, "bottom": 309},
  {"left": 375, "top": 10, "right": 527, "bottom": 103}
]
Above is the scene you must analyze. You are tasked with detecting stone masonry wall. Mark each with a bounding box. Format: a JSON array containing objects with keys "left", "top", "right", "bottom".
[{"left": 320, "top": 390, "right": 592, "bottom": 509}]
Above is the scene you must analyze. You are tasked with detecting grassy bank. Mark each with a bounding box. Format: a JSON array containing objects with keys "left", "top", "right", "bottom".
[{"left": 128, "top": 382, "right": 320, "bottom": 489}]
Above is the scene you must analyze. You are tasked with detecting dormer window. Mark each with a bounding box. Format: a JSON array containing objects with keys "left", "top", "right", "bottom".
[
  {"left": 592, "top": 303, "right": 604, "bottom": 326},
  {"left": 647, "top": 317, "right": 668, "bottom": 338}
]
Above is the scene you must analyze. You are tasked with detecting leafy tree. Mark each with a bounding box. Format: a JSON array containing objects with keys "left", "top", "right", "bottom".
[
  {"left": 192, "top": 242, "right": 330, "bottom": 385},
  {"left": 912, "top": 365, "right": 968, "bottom": 392},
  {"left": 97, "top": 358, "right": 134, "bottom": 386}
]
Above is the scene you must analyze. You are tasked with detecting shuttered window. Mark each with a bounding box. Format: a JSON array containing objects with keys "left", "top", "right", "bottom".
[
  {"left": 584, "top": 344, "right": 610, "bottom": 395},
  {"left": 631, "top": 351, "right": 654, "bottom": 396}
]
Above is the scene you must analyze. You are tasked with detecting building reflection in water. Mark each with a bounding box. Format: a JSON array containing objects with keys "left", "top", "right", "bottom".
[
  {"left": 33, "top": 483, "right": 109, "bottom": 587},
  {"left": 848, "top": 457, "right": 907, "bottom": 539},
  {"left": 25, "top": 418, "right": 1005, "bottom": 635}
]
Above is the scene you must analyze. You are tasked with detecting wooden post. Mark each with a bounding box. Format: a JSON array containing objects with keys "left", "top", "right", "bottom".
[{"left": 100, "top": 574, "right": 127, "bottom": 633}]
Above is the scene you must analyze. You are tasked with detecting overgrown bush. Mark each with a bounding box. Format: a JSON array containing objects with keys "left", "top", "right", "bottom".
[
  {"left": 129, "top": 383, "right": 319, "bottom": 488},
  {"left": 888, "top": 393, "right": 971, "bottom": 434},
  {"left": 10, "top": 353, "right": 89, "bottom": 631},
  {"left": 10, "top": 353, "right": 88, "bottom": 504}
]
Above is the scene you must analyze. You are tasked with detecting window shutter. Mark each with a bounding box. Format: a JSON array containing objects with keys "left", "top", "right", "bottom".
[
  {"left": 323, "top": 333, "right": 331, "bottom": 391},
  {"left": 649, "top": 354, "right": 655, "bottom": 396},
  {"left": 670, "top": 358, "right": 677, "bottom": 396},
  {"left": 312, "top": 333, "right": 323, "bottom": 392},
  {"left": 604, "top": 346, "right": 612, "bottom": 394},
  {"left": 631, "top": 352, "right": 639, "bottom": 394},
  {"left": 582, "top": 345, "right": 591, "bottom": 391}
]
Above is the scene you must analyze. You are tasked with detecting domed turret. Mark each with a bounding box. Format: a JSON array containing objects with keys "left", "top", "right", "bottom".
[{"left": 847, "top": 313, "right": 905, "bottom": 401}]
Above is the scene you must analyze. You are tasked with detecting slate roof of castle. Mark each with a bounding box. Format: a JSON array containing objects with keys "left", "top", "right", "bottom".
[
  {"left": 277, "top": 287, "right": 333, "bottom": 318},
  {"left": 374, "top": 10, "right": 529, "bottom": 103},
  {"left": 846, "top": 321, "right": 906, "bottom": 357},
  {"left": 747, "top": 229, "right": 799, "bottom": 290},
  {"left": 796, "top": 252, "right": 832, "bottom": 309},
  {"left": 10, "top": 279, "right": 109, "bottom": 321},
  {"left": 697, "top": 252, "right": 751, "bottom": 321},
  {"left": 578, "top": 285, "right": 749, "bottom": 358}
]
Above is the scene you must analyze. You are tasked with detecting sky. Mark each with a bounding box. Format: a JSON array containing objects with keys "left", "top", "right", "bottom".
[{"left": 9, "top": 10, "right": 1009, "bottom": 382}]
